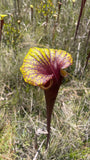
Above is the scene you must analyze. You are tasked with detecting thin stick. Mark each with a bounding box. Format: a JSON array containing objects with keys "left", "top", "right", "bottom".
[{"left": 33, "top": 139, "right": 45, "bottom": 160}]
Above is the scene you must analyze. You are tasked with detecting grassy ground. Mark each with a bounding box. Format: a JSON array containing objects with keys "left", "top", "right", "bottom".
[{"left": 0, "top": 0, "right": 90, "bottom": 159}]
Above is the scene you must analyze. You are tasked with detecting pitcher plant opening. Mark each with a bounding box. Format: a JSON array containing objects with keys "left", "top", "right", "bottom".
[{"left": 20, "top": 47, "right": 73, "bottom": 148}]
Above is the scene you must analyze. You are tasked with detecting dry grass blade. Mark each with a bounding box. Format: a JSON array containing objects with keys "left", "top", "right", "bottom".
[
  {"left": 0, "top": 154, "right": 12, "bottom": 160},
  {"left": 33, "top": 140, "right": 45, "bottom": 160}
]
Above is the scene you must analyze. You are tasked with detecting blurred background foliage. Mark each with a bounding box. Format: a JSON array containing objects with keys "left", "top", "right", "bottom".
[{"left": 0, "top": 0, "right": 90, "bottom": 159}]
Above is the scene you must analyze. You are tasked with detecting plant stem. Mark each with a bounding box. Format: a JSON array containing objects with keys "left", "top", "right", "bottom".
[
  {"left": 44, "top": 78, "right": 62, "bottom": 148},
  {"left": 74, "top": 0, "right": 87, "bottom": 40},
  {"left": 0, "top": 20, "right": 4, "bottom": 41}
]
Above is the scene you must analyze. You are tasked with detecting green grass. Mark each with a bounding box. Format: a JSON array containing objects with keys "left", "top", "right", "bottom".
[{"left": 0, "top": 0, "right": 90, "bottom": 159}]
